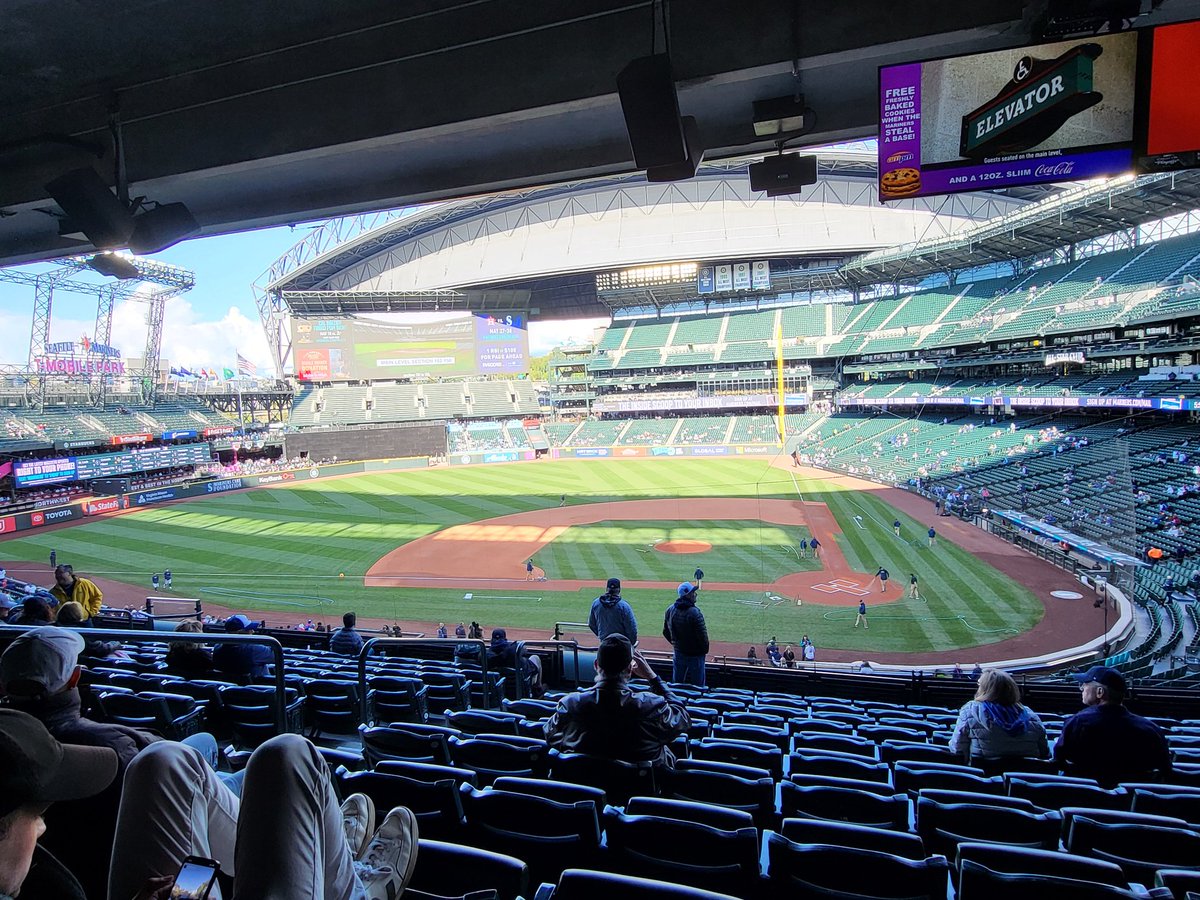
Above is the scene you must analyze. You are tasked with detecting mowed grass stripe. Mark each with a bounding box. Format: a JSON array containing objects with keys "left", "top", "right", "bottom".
[{"left": 0, "top": 459, "right": 1042, "bottom": 652}]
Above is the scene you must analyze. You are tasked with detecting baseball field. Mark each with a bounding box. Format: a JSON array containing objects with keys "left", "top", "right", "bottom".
[{"left": 0, "top": 457, "right": 1067, "bottom": 659}]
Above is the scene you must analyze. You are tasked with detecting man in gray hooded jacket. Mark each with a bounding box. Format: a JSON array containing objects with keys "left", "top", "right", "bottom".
[{"left": 588, "top": 577, "right": 638, "bottom": 645}]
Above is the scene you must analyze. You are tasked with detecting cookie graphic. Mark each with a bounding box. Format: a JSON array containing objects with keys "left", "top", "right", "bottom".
[{"left": 881, "top": 167, "right": 922, "bottom": 197}]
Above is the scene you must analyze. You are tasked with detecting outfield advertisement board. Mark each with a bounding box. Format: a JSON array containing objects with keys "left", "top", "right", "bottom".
[
  {"left": 841, "top": 393, "right": 1196, "bottom": 411},
  {"left": 550, "top": 444, "right": 781, "bottom": 461}
]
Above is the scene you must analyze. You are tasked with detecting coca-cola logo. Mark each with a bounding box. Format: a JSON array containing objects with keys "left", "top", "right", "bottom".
[{"left": 1035, "top": 162, "right": 1075, "bottom": 177}]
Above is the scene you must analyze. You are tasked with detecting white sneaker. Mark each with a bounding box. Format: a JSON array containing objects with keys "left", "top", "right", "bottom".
[
  {"left": 355, "top": 806, "right": 419, "bottom": 900},
  {"left": 342, "top": 793, "right": 376, "bottom": 860}
]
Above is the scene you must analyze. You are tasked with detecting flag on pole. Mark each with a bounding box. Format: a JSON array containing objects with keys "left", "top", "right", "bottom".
[
  {"left": 236, "top": 353, "right": 255, "bottom": 376},
  {"left": 222, "top": 367, "right": 235, "bottom": 380}
]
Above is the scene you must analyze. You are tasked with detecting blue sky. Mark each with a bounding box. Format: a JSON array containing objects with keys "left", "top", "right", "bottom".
[{"left": 0, "top": 222, "right": 606, "bottom": 373}]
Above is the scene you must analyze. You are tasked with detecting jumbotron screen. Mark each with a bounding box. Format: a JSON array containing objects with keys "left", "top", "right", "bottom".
[
  {"left": 879, "top": 31, "right": 1138, "bottom": 200},
  {"left": 292, "top": 312, "right": 529, "bottom": 381}
]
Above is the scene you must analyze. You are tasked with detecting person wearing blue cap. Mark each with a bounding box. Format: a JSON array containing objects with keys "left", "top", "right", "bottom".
[
  {"left": 1054, "top": 666, "right": 1171, "bottom": 787},
  {"left": 662, "top": 581, "right": 709, "bottom": 686},
  {"left": 212, "top": 615, "right": 272, "bottom": 682}
]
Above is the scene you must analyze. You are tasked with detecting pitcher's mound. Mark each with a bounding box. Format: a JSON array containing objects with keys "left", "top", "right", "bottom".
[{"left": 656, "top": 540, "right": 712, "bottom": 554}]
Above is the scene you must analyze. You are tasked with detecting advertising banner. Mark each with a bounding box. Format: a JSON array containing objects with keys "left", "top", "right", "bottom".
[
  {"left": 879, "top": 32, "right": 1137, "bottom": 200},
  {"left": 14, "top": 457, "right": 77, "bottom": 487},
  {"left": 110, "top": 433, "right": 152, "bottom": 446},
  {"left": 83, "top": 497, "right": 125, "bottom": 516},
  {"left": 161, "top": 430, "right": 198, "bottom": 441}
]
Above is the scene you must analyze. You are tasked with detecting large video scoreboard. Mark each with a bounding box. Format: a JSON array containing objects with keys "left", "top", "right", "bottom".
[
  {"left": 14, "top": 443, "right": 212, "bottom": 487},
  {"left": 292, "top": 311, "right": 529, "bottom": 381}
]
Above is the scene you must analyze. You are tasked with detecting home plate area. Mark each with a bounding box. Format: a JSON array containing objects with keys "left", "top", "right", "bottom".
[{"left": 812, "top": 578, "right": 871, "bottom": 597}]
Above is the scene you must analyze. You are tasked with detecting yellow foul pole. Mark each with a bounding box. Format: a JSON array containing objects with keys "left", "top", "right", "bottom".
[{"left": 775, "top": 317, "right": 786, "bottom": 446}]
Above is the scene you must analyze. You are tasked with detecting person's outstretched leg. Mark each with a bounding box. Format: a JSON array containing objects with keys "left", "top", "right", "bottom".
[
  {"left": 109, "top": 741, "right": 241, "bottom": 900},
  {"left": 230, "top": 733, "right": 359, "bottom": 900}
]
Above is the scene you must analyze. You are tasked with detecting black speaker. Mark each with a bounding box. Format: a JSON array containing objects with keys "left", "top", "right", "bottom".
[
  {"left": 44, "top": 167, "right": 134, "bottom": 249},
  {"left": 617, "top": 54, "right": 687, "bottom": 170},
  {"left": 646, "top": 117, "right": 705, "bottom": 183},
  {"left": 749, "top": 153, "right": 818, "bottom": 196},
  {"left": 129, "top": 202, "right": 201, "bottom": 254}
]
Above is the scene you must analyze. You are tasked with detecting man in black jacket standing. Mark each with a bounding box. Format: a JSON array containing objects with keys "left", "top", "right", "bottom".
[
  {"left": 543, "top": 634, "right": 688, "bottom": 768},
  {"left": 663, "top": 581, "right": 710, "bottom": 686}
]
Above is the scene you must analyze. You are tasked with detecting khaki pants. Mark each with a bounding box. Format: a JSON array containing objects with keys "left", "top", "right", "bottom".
[{"left": 109, "top": 734, "right": 368, "bottom": 900}]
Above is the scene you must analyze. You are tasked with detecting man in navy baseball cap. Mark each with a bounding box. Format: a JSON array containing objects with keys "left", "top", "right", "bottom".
[{"left": 1055, "top": 665, "right": 1170, "bottom": 786}]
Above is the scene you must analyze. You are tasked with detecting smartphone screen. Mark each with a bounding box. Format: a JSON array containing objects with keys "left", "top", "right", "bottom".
[{"left": 172, "top": 858, "right": 219, "bottom": 899}]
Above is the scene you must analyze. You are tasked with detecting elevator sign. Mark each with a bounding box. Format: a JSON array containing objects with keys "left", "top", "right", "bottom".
[{"left": 961, "top": 45, "right": 1103, "bottom": 159}]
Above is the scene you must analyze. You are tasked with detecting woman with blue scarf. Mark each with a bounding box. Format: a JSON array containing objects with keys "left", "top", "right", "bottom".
[{"left": 949, "top": 668, "right": 1049, "bottom": 766}]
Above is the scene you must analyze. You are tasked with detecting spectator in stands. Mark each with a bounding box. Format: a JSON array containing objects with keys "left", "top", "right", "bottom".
[
  {"left": 165, "top": 619, "right": 213, "bottom": 676},
  {"left": 803, "top": 637, "right": 816, "bottom": 662},
  {"left": 437, "top": 622, "right": 448, "bottom": 639},
  {"left": 455, "top": 622, "right": 483, "bottom": 664},
  {"left": 0, "top": 710, "right": 420, "bottom": 900},
  {"left": 782, "top": 644, "right": 796, "bottom": 668},
  {"left": 1, "top": 628, "right": 159, "bottom": 895},
  {"left": 487, "top": 628, "right": 543, "bottom": 697},
  {"left": 948, "top": 668, "right": 1049, "bottom": 766},
  {"left": 9, "top": 596, "right": 53, "bottom": 626},
  {"left": 212, "top": 614, "right": 273, "bottom": 682},
  {"left": 331, "top": 611, "right": 365, "bottom": 656},
  {"left": 54, "top": 601, "right": 125, "bottom": 659},
  {"left": 662, "top": 581, "right": 709, "bottom": 686},
  {"left": 1054, "top": 666, "right": 1171, "bottom": 787},
  {"left": 588, "top": 577, "right": 638, "bottom": 645},
  {"left": 0, "top": 709, "right": 120, "bottom": 900},
  {"left": 544, "top": 634, "right": 689, "bottom": 768},
  {"left": 747, "top": 646, "right": 761, "bottom": 665},
  {"left": 766, "top": 638, "right": 782, "bottom": 667},
  {"left": 49, "top": 565, "right": 102, "bottom": 622}
]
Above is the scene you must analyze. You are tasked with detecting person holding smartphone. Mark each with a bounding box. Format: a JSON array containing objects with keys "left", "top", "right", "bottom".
[{"left": 0, "top": 707, "right": 419, "bottom": 900}]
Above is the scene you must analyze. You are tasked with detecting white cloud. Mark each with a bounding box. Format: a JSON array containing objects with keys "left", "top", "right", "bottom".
[{"left": 0, "top": 294, "right": 271, "bottom": 373}]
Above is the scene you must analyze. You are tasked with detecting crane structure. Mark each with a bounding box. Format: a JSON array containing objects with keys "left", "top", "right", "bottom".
[{"left": 0, "top": 255, "right": 195, "bottom": 407}]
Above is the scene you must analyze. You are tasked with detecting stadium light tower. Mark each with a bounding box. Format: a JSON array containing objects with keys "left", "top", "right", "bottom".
[{"left": 0, "top": 253, "right": 195, "bottom": 407}]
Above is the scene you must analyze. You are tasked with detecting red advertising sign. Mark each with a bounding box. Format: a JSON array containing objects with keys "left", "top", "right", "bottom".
[
  {"left": 0, "top": 516, "right": 16, "bottom": 534},
  {"left": 30, "top": 512, "right": 44, "bottom": 526},
  {"left": 85, "top": 497, "right": 123, "bottom": 516},
  {"left": 110, "top": 433, "right": 152, "bottom": 446},
  {"left": 203, "top": 425, "right": 235, "bottom": 438}
]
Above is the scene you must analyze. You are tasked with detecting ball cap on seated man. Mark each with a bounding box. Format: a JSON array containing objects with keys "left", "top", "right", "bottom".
[
  {"left": 0, "top": 708, "right": 118, "bottom": 817},
  {"left": 0, "top": 628, "right": 86, "bottom": 698},
  {"left": 1073, "top": 665, "right": 1127, "bottom": 699},
  {"left": 225, "top": 613, "right": 262, "bottom": 632},
  {"left": 596, "top": 633, "right": 634, "bottom": 675}
]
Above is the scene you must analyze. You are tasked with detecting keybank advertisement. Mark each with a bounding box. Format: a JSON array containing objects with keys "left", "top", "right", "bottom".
[{"left": 879, "top": 32, "right": 1136, "bottom": 200}]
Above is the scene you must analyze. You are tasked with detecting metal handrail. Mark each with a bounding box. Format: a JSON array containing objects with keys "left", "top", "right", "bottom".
[
  {"left": 0, "top": 625, "right": 290, "bottom": 732},
  {"left": 357, "top": 637, "right": 489, "bottom": 722},
  {"left": 552, "top": 621, "right": 591, "bottom": 641}
]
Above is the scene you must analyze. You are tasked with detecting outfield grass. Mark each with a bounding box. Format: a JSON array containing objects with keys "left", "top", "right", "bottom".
[
  {"left": 534, "top": 520, "right": 819, "bottom": 583},
  {"left": 0, "top": 459, "right": 1043, "bottom": 653}
]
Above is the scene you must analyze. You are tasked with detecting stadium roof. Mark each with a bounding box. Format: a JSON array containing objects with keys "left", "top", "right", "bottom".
[
  {"left": 12, "top": 0, "right": 1200, "bottom": 267},
  {"left": 263, "top": 150, "right": 1031, "bottom": 307},
  {"left": 840, "top": 170, "right": 1200, "bottom": 285}
]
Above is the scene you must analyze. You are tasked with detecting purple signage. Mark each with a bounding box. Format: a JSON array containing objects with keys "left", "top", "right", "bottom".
[{"left": 879, "top": 33, "right": 1138, "bottom": 201}]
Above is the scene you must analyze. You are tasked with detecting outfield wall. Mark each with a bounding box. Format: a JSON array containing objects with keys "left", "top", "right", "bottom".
[
  {"left": 0, "top": 458, "right": 430, "bottom": 535},
  {"left": 283, "top": 422, "right": 445, "bottom": 463}
]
